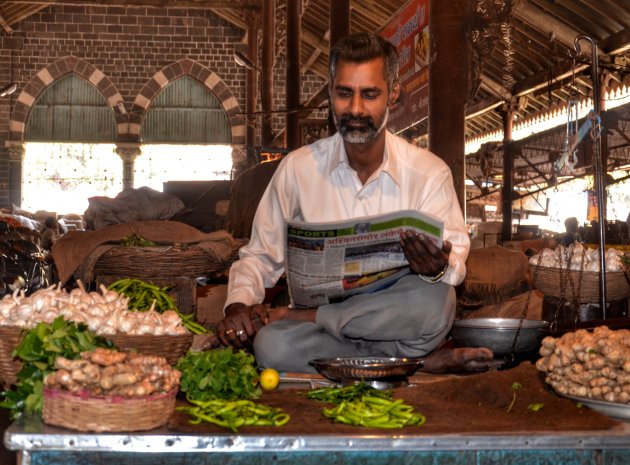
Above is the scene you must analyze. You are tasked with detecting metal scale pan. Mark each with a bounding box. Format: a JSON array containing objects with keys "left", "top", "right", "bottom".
[{"left": 309, "top": 357, "right": 424, "bottom": 389}]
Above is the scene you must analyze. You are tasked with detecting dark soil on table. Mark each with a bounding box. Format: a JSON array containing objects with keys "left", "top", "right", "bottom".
[{"left": 169, "top": 362, "right": 619, "bottom": 435}]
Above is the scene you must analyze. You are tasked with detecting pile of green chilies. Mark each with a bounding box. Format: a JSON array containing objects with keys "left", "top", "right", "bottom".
[
  {"left": 177, "top": 398, "right": 290, "bottom": 432},
  {"left": 307, "top": 383, "right": 425, "bottom": 429}
]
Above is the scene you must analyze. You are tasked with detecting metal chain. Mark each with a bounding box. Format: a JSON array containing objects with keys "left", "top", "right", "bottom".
[
  {"left": 506, "top": 251, "right": 543, "bottom": 363},
  {"left": 572, "top": 248, "right": 586, "bottom": 324},
  {"left": 551, "top": 247, "right": 566, "bottom": 333}
]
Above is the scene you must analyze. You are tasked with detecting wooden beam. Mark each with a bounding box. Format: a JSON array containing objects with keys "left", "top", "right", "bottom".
[
  {"left": 286, "top": 0, "right": 301, "bottom": 151},
  {"left": 602, "top": 28, "right": 630, "bottom": 55},
  {"left": 515, "top": 0, "right": 606, "bottom": 57},
  {"left": 261, "top": 0, "right": 275, "bottom": 146},
  {"left": 5, "top": 0, "right": 259, "bottom": 8},
  {"left": 301, "top": 30, "right": 329, "bottom": 74},
  {"left": 479, "top": 77, "right": 512, "bottom": 102},
  {"left": 0, "top": 9, "right": 14, "bottom": 33}
]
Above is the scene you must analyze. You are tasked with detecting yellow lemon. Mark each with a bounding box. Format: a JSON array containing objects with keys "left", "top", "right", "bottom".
[{"left": 259, "top": 368, "right": 280, "bottom": 390}]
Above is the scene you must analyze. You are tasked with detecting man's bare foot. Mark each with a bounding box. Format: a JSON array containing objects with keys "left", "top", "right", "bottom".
[{"left": 419, "top": 347, "right": 495, "bottom": 374}]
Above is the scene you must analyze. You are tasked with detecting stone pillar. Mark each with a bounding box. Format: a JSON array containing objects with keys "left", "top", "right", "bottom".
[
  {"left": 428, "top": 0, "right": 468, "bottom": 212},
  {"left": 6, "top": 142, "right": 24, "bottom": 207},
  {"left": 115, "top": 144, "right": 141, "bottom": 191}
]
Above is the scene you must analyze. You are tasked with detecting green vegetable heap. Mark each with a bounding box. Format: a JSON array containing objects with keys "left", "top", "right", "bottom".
[
  {"left": 120, "top": 234, "right": 158, "bottom": 247},
  {"left": 307, "top": 383, "right": 426, "bottom": 429},
  {"left": 176, "top": 347, "right": 290, "bottom": 431},
  {"left": 0, "top": 317, "right": 113, "bottom": 419},
  {"left": 177, "top": 347, "right": 262, "bottom": 401},
  {"left": 177, "top": 398, "right": 290, "bottom": 433},
  {"left": 108, "top": 278, "right": 207, "bottom": 334}
]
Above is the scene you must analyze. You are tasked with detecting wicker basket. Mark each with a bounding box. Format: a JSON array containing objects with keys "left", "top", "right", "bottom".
[
  {"left": 107, "top": 333, "right": 192, "bottom": 365},
  {"left": 96, "top": 275, "right": 198, "bottom": 314},
  {"left": 42, "top": 387, "right": 177, "bottom": 432},
  {"left": 530, "top": 265, "right": 630, "bottom": 303},
  {"left": 0, "top": 325, "right": 25, "bottom": 389},
  {"left": 93, "top": 244, "right": 239, "bottom": 280}
]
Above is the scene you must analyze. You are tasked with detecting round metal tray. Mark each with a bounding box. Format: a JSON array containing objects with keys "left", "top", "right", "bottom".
[
  {"left": 309, "top": 357, "right": 424, "bottom": 383},
  {"left": 560, "top": 393, "right": 630, "bottom": 420}
]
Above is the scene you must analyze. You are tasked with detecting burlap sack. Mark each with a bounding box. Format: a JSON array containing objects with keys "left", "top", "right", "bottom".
[
  {"left": 461, "top": 245, "right": 530, "bottom": 305},
  {"left": 461, "top": 290, "right": 544, "bottom": 320}
]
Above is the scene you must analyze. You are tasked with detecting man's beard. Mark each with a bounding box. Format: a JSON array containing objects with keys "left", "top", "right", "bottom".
[{"left": 334, "top": 107, "right": 389, "bottom": 144}]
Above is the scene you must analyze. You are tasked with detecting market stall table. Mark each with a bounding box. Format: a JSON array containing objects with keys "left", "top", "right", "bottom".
[{"left": 5, "top": 362, "right": 630, "bottom": 465}]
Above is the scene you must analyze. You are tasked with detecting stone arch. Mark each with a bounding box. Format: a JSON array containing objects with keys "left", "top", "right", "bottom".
[
  {"left": 131, "top": 58, "right": 245, "bottom": 145},
  {"left": 8, "top": 56, "right": 125, "bottom": 142}
]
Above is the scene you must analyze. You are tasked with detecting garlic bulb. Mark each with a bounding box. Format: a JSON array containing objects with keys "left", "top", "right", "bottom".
[
  {"left": 530, "top": 244, "right": 626, "bottom": 272},
  {"left": 0, "top": 282, "right": 188, "bottom": 336}
]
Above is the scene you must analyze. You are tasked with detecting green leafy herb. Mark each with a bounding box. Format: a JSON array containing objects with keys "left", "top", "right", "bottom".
[
  {"left": 176, "top": 347, "right": 261, "bottom": 401},
  {"left": 0, "top": 317, "right": 113, "bottom": 419},
  {"left": 506, "top": 382, "right": 523, "bottom": 413},
  {"left": 528, "top": 403, "right": 544, "bottom": 412}
]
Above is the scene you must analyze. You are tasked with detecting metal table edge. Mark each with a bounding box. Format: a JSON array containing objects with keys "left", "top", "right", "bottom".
[{"left": 5, "top": 422, "right": 630, "bottom": 453}]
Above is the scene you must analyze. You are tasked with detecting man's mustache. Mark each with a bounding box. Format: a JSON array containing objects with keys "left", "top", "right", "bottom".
[{"left": 338, "top": 114, "right": 376, "bottom": 131}]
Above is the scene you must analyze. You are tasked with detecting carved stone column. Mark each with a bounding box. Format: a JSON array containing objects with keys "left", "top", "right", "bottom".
[
  {"left": 6, "top": 142, "right": 25, "bottom": 207},
  {"left": 115, "top": 144, "right": 141, "bottom": 191}
]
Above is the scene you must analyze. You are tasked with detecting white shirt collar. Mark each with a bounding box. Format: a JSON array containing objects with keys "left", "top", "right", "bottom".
[{"left": 327, "top": 131, "right": 401, "bottom": 187}]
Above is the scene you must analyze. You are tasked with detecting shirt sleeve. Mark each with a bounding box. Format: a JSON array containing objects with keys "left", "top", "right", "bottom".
[
  {"left": 225, "top": 157, "right": 300, "bottom": 309},
  {"left": 417, "top": 168, "right": 470, "bottom": 286}
]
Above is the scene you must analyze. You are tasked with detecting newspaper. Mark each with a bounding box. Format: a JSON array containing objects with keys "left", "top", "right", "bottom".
[{"left": 285, "top": 210, "right": 444, "bottom": 307}]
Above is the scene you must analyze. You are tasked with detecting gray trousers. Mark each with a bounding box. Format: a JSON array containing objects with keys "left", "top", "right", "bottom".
[{"left": 253, "top": 274, "right": 456, "bottom": 373}]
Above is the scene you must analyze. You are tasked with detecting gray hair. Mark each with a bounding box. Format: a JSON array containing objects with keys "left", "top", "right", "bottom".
[{"left": 328, "top": 32, "right": 400, "bottom": 94}]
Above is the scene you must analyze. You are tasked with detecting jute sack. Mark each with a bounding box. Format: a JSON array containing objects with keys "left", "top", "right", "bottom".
[{"left": 461, "top": 245, "right": 530, "bottom": 305}]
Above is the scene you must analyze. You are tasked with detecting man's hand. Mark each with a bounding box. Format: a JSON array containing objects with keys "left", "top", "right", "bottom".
[
  {"left": 216, "top": 303, "right": 269, "bottom": 349},
  {"left": 400, "top": 230, "right": 451, "bottom": 277}
]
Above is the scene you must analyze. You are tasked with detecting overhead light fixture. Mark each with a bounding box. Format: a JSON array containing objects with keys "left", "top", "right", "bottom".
[
  {"left": 0, "top": 83, "right": 17, "bottom": 97},
  {"left": 233, "top": 51, "right": 259, "bottom": 72}
]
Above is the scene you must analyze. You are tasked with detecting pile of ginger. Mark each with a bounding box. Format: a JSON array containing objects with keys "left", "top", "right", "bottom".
[
  {"left": 45, "top": 348, "right": 181, "bottom": 398},
  {"left": 536, "top": 326, "right": 630, "bottom": 404}
]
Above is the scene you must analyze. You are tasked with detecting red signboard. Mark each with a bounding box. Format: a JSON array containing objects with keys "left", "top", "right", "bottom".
[{"left": 380, "top": 0, "right": 430, "bottom": 134}]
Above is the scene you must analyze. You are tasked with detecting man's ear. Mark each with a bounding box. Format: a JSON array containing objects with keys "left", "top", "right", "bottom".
[{"left": 389, "top": 81, "right": 401, "bottom": 108}]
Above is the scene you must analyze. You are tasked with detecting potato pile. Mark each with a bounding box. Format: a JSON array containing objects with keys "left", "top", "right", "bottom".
[
  {"left": 536, "top": 326, "right": 630, "bottom": 403},
  {"left": 44, "top": 348, "right": 181, "bottom": 398}
]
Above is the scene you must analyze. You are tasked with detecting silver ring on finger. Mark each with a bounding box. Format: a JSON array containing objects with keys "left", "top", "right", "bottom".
[{"left": 236, "top": 330, "right": 245, "bottom": 337}]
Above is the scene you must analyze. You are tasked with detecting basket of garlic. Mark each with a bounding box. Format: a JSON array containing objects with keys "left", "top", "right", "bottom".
[
  {"left": 0, "top": 283, "right": 192, "bottom": 388},
  {"left": 43, "top": 348, "right": 180, "bottom": 432},
  {"left": 529, "top": 243, "right": 630, "bottom": 303}
]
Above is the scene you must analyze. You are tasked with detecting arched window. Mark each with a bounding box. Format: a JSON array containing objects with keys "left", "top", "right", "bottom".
[
  {"left": 22, "top": 74, "right": 122, "bottom": 214},
  {"left": 134, "top": 77, "right": 233, "bottom": 190}
]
